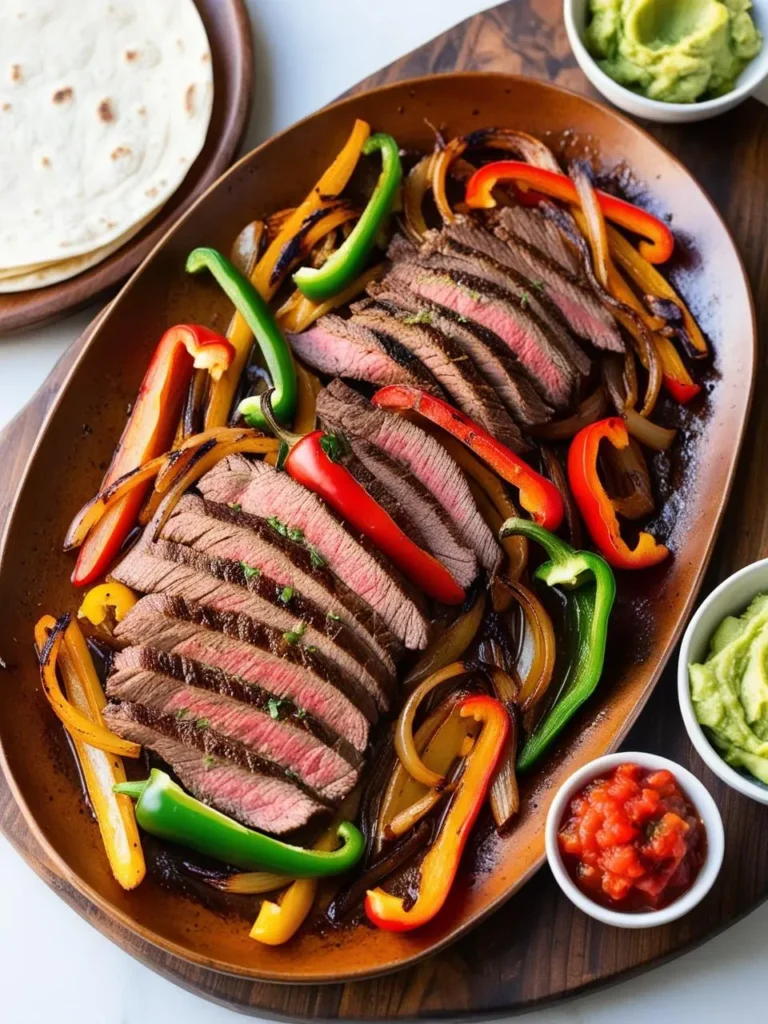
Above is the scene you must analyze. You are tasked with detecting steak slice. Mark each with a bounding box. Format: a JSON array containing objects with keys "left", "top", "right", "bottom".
[
  {"left": 491, "top": 208, "right": 623, "bottom": 351},
  {"left": 114, "top": 594, "right": 373, "bottom": 751},
  {"left": 103, "top": 704, "right": 327, "bottom": 834},
  {"left": 381, "top": 260, "right": 576, "bottom": 408},
  {"left": 429, "top": 224, "right": 592, "bottom": 377},
  {"left": 197, "top": 456, "right": 432, "bottom": 650},
  {"left": 163, "top": 493, "right": 399, "bottom": 678},
  {"left": 316, "top": 380, "right": 501, "bottom": 573},
  {"left": 111, "top": 646, "right": 361, "bottom": 767},
  {"left": 113, "top": 537, "right": 394, "bottom": 711},
  {"left": 286, "top": 314, "right": 440, "bottom": 392},
  {"left": 365, "top": 279, "right": 553, "bottom": 426},
  {"left": 347, "top": 436, "right": 477, "bottom": 588},
  {"left": 490, "top": 205, "right": 581, "bottom": 275},
  {"left": 107, "top": 658, "right": 359, "bottom": 802},
  {"left": 351, "top": 302, "right": 526, "bottom": 452}
]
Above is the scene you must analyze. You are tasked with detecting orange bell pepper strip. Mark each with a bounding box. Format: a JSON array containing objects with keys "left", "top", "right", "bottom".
[
  {"left": 365, "top": 695, "right": 508, "bottom": 932},
  {"left": 78, "top": 582, "right": 138, "bottom": 627},
  {"left": 465, "top": 161, "right": 674, "bottom": 265},
  {"left": 567, "top": 419, "right": 669, "bottom": 570},
  {"left": 71, "top": 325, "right": 235, "bottom": 587},
  {"left": 372, "top": 385, "right": 564, "bottom": 532}
]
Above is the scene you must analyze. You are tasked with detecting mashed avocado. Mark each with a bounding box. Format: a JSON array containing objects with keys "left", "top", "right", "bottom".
[
  {"left": 690, "top": 594, "right": 768, "bottom": 784},
  {"left": 586, "top": 0, "right": 763, "bottom": 103}
]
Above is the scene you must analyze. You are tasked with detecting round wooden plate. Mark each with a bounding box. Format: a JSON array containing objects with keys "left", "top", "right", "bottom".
[
  {"left": 0, "top": 0, "right": 253, "bottom": 334},
  {"left": 1, "top": 0, "right": 768, "bottom": 1016}
]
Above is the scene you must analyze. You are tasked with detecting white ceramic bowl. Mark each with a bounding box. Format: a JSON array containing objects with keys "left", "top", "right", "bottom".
[
  {"left": 545, "top": 751, "right": 724, "bottom": 928},
  {"left": 678, "top": 558, "right": 768, "bottom": 804},
  {"left": 564, "top": 0, "right": 768, "bottom": 123}
]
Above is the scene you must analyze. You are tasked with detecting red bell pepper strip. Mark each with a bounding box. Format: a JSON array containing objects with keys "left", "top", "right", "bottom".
[
  {"left": 465, "top": 161, "right": 675, "bottom": 265},
  {"left": 72, "top": 325, "right": 235, "bottom": 587},
  {"left": 365, "top": 694, "right": 508, "bottom": 932},
  {"left": 258, "top": 392, "right": 465, "bottom": 605},
  {"left": 567, "top": 418, "right": 669, "bottom": 571},
  {"left": 372, "top": 385, "right": 564, "bottom": 532}
]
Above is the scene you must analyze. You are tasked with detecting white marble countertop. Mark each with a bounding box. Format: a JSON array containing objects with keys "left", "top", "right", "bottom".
[{"left": 2, "top": 2, "right": 768, "bottom": 1021}]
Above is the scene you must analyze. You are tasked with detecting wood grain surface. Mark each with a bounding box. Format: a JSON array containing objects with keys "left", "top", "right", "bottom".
[
  {"left": 0, "top": 0, "right": 253, "bottom": 334},
  {"left": 3, "top": 0, "right": 768, "bottom": 1017}
]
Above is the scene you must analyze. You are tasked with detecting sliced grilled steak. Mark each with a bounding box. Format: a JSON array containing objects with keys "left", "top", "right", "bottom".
[
  {"left": 489, "top": 205, "right": 581, "bottom": 275},
  {"left": 114, "top": 594, "right": 373, "bottom": 750},
  {"left": 491, "top": 208, "right": 623, "bottom": 351},
  {"left": 316, "top": 379, "right": 501, "bottom": 573},
  {"left": 103, "top": 704, "right": 327, "bottom": 834},
  {"left": 285, "top": 314, "right": 440, "bottom": 392},
  {"left": 163, "top": 493, "right": 399, "bottom": 676},
  {"left": 428, "top": 224, "right": 592, "bottom": 376},
  {"left": 346, "top": 435, "right": 477, "bottom": 588},
  {"left": 351, "top": 302, "right": 526, "bottom": 452},
  {"left": 107, "top": 659, "right": 359, "bottom": 802},
  {"left": 113, "top": 537, "right": 394, "bottom": 710},
  {"left": 365, "top": 280, "right": 553, "bottom": 426},
  {"left": 381, "top": 261, "right": 576, "bottom": 408},
  {"left": 111, "top": 646, "right": 361, "bottom": 767},
  {"left": 197, "top": 456, "right": 432, "bottom": 650}
]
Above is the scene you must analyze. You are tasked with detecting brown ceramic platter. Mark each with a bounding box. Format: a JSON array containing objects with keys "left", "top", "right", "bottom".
[
  {"left": 0, "top": 0, "right": 253, "bottom": 334},
  {"left": 0, "top": 72, "right": 755, "bottom": 984}
]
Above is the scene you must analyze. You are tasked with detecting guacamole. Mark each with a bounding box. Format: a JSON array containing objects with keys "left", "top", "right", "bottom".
[
  {"left": 690, "top": 594, "right": 768, "bottom": 784},
  {"left": 586, "top": 0, "right": 763, "bottom": 103}
]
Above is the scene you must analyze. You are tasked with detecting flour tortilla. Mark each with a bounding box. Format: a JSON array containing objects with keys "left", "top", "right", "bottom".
[
  {"left": 0, "top": 210, "right": 158, "bottom": 292},
  {"left": 0, "top": 0, "right": 213, "bottom": 271}
]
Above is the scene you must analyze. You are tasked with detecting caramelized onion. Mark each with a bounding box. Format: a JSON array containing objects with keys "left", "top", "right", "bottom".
[
  {"left": 488, "top": 699, "right": 520, "bottom": 831},
  {"left": 622, "top": 407, "right": 676, "bottom": 451},
  {"left": 230, "top": 220, "right": 266, "bottom": 274},
  {"left": 395, "top": 662, "right": 471, "bottom": 787},
  {"left": 571, "top": 163, "right": 611, "bottom": 289},
  {"left": 540, "top": 445, "right": 582, "bottom": 550},
  {"left": 183, "top": 864, "right": 291, "bottom": 894},
  {"left": 403, "top": 154, "right": 434, "bottom": 243},
  {"left": 497, "top": 577, "right": 556, "bottom": 713},
  {"left": 404, "top": 590, "right": 486, "bottom": 688},
  {"left": 533, "top": 387, "right": 608, "bottom": 440}
]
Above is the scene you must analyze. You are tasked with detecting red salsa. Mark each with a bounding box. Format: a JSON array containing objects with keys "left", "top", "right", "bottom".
[{"left": 558, "top": 763, "right": 707, "bottom": 912}]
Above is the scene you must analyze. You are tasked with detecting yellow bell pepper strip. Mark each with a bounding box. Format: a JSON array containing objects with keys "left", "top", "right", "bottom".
[
  {"left": 70, "top": 325, "right": 235, "bottom": 587},
  {"left": 365, "top": 694, "right": 509, "bottom": 932},
  {"left": 35, "top": 615, "right": 146, "bottom": 889},
  {"left": 186, "top": 248, "right": 297, "bottom": 429},
  {"left": 34, "top": 615, "right": 141, "bottom": 759},
  {"left": 276, "top": 264, "right": 384, "bottom": 334},
  {"left": 464, "top": 161, "right": 674, "bottom": 264},
  {"left": 568, "top": 418, "right": 669, "bottom": 570},
  {"left": 78, "top": 583, "right": 137, "bottom": 628},
  {"left": 249, "top": 825, "right": 340, "bottom": 945},
  {"left": 293, "top": 133, "right": 403, "bottom": 302}
]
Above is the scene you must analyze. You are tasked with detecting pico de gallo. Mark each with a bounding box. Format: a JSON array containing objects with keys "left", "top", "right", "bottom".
[{"left": 558, "top": 762, "right": 707, "bottom": 912}]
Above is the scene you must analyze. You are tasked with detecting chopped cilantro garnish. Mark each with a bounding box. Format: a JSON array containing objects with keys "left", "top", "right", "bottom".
[
  {"left": 267, "top": 697, "right": 283, "bottom": 720},
  {"left": 195, "top": 717, "right": 210, "bottom": 731},
  {"left": 402, "top": 309, "right": 432, "bottom": 325},
  {"left": 175, "top": 707, "right": 189, "bottom": 720},
  {"left": 279, "top": 586, "right": 294, "bottom": 604},
  {"left": 296, "top": 707, "right": 307, "bottom": 720},
  {"left": 284, "top": 768, "right": 298, "bottom": 781},
  {"left": 327, "top": 610, "right": 342, "bottom": 621},
  {"left": 288, "top": 526, "right": 305, "bottom": 542},
  {"left": 203, "top": 754, "right": 216, "bottom": 770},
  {"left": 239, "top": 561, "right": 261, "bottom": 581},
  {"left": 283, "top": 621, "right": 307, "bottom": 645},
  {"left": 519, "top": 291, "right": 530, "bottom": 309},
  {"left": 267, "top": 515, "right": 288, "bottom": 536},
  {"left": 228, "top": 502, "right": 242, "bottom": 513},
  {"left": 309, "top": 545, "right": 326, "bottom": 568},
  {"left": 306, "top": 645, "right": 317, "bottom": 653},
  {"left": 533, "top": 279, "right": 545, "bottom": 291}
]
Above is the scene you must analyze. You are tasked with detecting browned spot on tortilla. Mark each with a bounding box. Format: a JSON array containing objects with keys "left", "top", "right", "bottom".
[
  {"left": 111, "top": 145, "right": 131, "bottom": 160},
  {"left": 137, "top": 105, "right": 147, "bottom": 116},
  {"left": 52, "top": 87, "right": 73, "bottom": 104},
  {"left": 145, "top": 186, "right": 158, "bottom": 197},
  {"left": 10, "top": 64, "right": 22, "bottom": 83},
  {"left": 41, "top": 156, "right": 51, "bottom": 168},
  {"left": 124, "top": 49, "right": 139, "bottom": 62},
  {"left": 185, "top": 84, "right": 195, "bottom": 114},
  {"left": 1, "top": 103, "right": 11, "bottom": 112},
  {"left": 98, "top": 99, "right": 115, "bottom": 122},
  {"left": 201, "top": 52, "right": 210, "bottom": 62}
]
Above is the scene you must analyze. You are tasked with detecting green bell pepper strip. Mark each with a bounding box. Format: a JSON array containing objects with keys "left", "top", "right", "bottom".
[
  {"left": 499, "top": 519, "right": 616, "bottom": 772},
  {"left": 292, "top": 133, "right": 402, "bottom": 303},
  {"left": 114, "top": 769, "right": 364, "bottom": 877},
  {"left": 185, "top": 247, "right": 297, "bottom": 428}
]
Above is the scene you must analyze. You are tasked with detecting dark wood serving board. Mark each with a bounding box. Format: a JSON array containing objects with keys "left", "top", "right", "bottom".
[{"left": 3, "top": 0, "right": 768, "bottom": 1016}]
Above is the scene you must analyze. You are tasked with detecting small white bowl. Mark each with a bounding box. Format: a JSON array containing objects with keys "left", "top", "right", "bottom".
[
  {"left": 564, "top": 0, "right": 768, "bottom": 123},
  {"left": 678, "top": 558, "right": 768, "bottom": 804},
  {"left": 545, "top": 751, "right": 724, "bottom": 928}
]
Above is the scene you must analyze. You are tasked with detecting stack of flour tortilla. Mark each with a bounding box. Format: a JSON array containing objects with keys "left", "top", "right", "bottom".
[{"left": 0, "top": 0, "right": 214, "bottom": 293}]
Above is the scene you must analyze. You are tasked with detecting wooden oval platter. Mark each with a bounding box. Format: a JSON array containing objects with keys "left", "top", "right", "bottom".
[
  {"left": 1, "top": 0, "right": 767, "bottom": 1016},
  {"left": 0, "top": 0, "right": 253, "bottom": 334}
]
